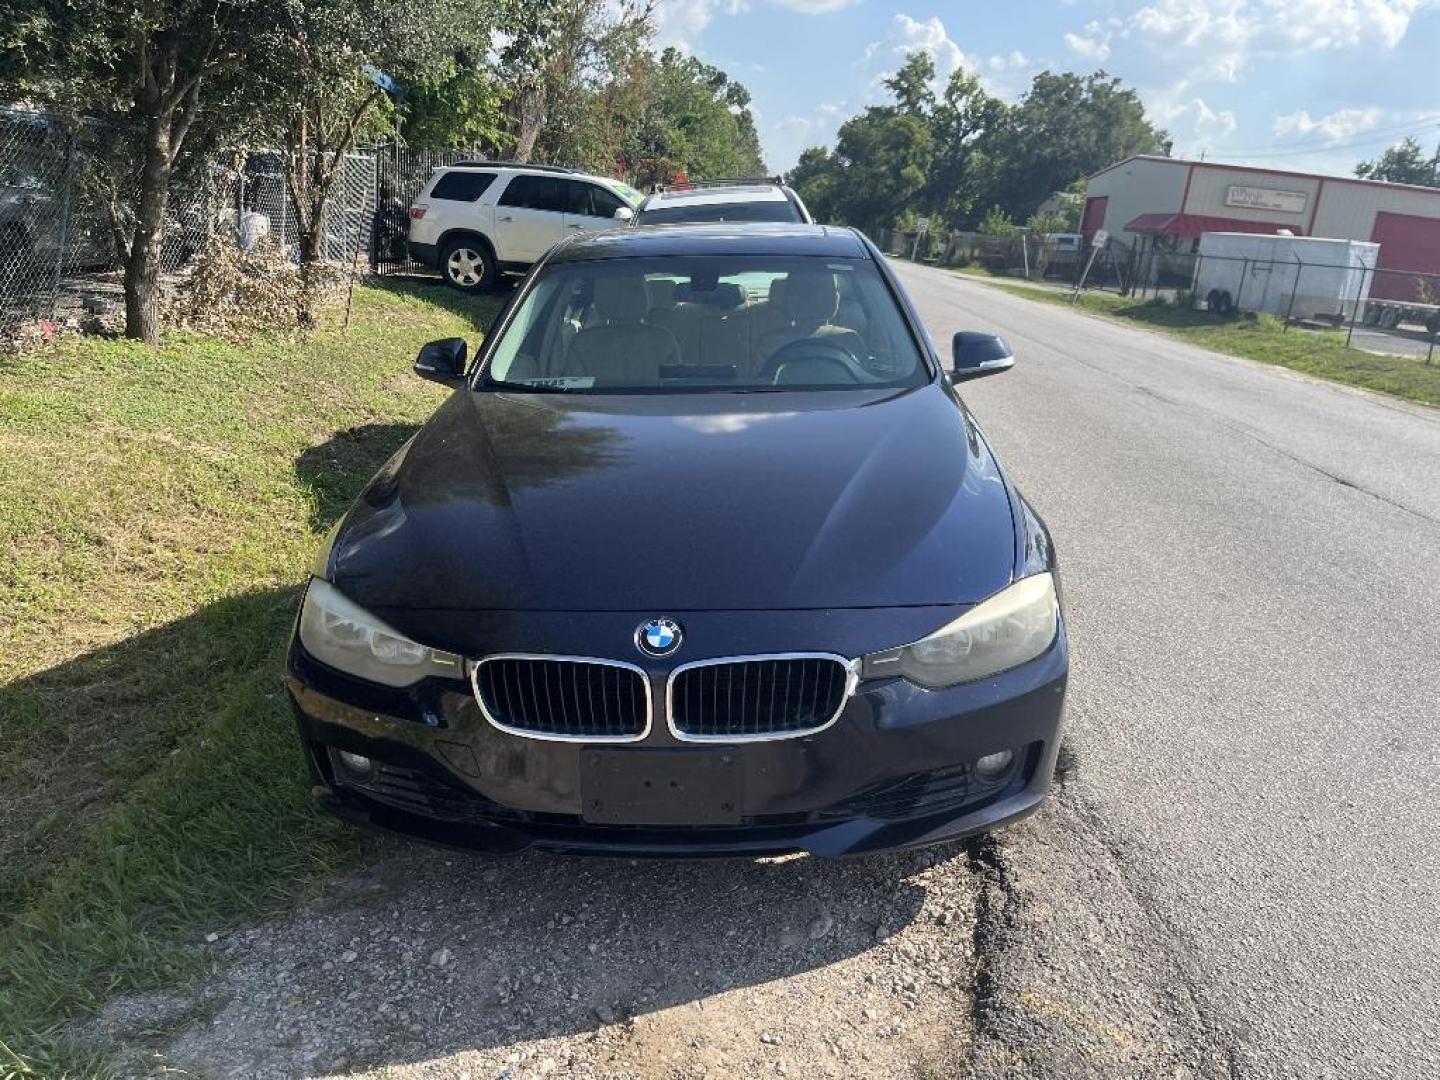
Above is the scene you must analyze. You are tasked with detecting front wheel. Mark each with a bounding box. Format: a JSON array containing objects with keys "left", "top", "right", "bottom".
[{"left": 440, "top": 238, "right": 495, "bottom": 292}]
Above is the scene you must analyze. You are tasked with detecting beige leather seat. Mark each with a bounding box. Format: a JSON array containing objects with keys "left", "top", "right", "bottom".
[
  {"left": 750, "top": 276, "right": 790, "bottom": 344},
  {"left": 756, "top": 270, "right": 866, "bottom": 371},
  {"left": 566, "top": 274, "right": 681, "bottom": 385}
]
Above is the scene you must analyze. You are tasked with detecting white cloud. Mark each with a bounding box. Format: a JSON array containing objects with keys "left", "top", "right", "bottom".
[
  {"left": 885, "top": 14, "right": 975, "bottom": 82},
  {"left": 1145, "top": 89, "right": 1239, "bottom": 153},
  {"left": 1263, "top": 0, "right": 1425, "bottom": 50},
  {"left": 1064, "top": 22, "right": 1112, "bottom": 60},
  {"left": 1272, "top": 106, "right": 1384, "bottom": 143},
  {"left": 1128, "top": 0, "right": 1254, "bottom": 80},
  {"left": 771, "top": 0, "right": 855, "bottom": 11},
  {"left": 988, "top": 50, "right": 1031, "bottom": 70},
  {"left": 1120, "top": 0, "right": 1427, "bottom": 83},
  {"left": 652, "top": 0, "right": 748, "bottom": 52}
]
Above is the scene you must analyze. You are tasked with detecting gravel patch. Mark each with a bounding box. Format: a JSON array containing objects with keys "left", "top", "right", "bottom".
[{"left": 95, "top": 839, "right": 979, "bottom": 1078}]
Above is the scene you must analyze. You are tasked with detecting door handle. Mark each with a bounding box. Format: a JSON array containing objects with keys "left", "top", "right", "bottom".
[
  {"left": 498, "top": 215, "right": 512, "bottom": 222},
  {"left": 568, "top": 223, "right": 584, "bottom": 229}
]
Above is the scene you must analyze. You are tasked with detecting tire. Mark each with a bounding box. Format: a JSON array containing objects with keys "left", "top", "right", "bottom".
[{"left": 440, "top": 237, "right": 495, "bottom": 292}]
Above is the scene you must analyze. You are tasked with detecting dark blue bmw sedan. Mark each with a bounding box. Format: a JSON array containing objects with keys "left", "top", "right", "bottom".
[{"left": 287, "top": 224, "right": 1067, "bottom": 858}]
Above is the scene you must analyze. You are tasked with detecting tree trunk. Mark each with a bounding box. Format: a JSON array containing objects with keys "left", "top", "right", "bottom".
[
  {"left": 512, "top": 84, "right": 547, "bottom": 163},
  {"left": 124, "top": 113, "right": 175, "bottom": 344},
  {"left": 296, "top": 223, "right": 325, "bottom": 328}
]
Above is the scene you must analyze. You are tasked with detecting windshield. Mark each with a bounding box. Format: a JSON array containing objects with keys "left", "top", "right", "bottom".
[
  {"left": 637, "top": 200, "right": 802, "bottom": 225},
  {"left": 483, "top": 256, "right": 929, "bottom": 393},
  {"left": 605, "top": 179, "right": 644, "bottom": 206}
]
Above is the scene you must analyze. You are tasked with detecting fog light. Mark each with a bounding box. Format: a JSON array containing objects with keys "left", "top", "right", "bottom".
[
  {"left": 974, "top": 750, "right": 1015, "bottom": 778},
  {"left": 336, "top": 750, "right": 375, "bottom": 780}
]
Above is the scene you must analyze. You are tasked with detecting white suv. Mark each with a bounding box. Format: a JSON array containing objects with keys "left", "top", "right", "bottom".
[{"left": 407, "top": 163, "right": 642, "bottom": 291}]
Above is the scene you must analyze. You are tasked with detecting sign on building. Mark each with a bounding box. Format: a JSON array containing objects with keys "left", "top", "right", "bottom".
[{"left": 1225, "top": 185, "right": 1308, "bottom": 214}]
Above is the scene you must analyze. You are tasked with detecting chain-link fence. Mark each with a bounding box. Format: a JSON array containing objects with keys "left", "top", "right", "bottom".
[
  {"left": 2, "top": 109, "right": 86, "bottom": 330},
  {"left": 1093, "top": 247, "right": 1440, "bottom": 362},
  {"left": 897, "top": 218, "right": 1439, "bottom": 362},
  {"left": 0, "top": 107, "right": 379, "bottom": 345}
]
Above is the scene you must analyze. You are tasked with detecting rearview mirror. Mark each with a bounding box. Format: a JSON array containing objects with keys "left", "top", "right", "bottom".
[
  {"left": 613, "top": 206, "right": 635, "bottom": 222},
  {"left": 951, "top": 332, "right": 1014, "bottom": 381},
  {"left": 414, "top": 337, "right": 468, "bottom": 387}
]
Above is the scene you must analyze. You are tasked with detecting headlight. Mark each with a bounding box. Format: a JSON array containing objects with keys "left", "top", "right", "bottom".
[
  {"left": 298, "top": 578, "right": 463, "bottom": 687},
  {"left": 861, "top": 573, "right": 1058, "bottom": 689}
]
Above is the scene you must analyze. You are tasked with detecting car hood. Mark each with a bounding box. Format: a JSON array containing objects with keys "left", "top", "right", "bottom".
[{"left": 329, "top": 385, "right": 1017, "bottom": 613}]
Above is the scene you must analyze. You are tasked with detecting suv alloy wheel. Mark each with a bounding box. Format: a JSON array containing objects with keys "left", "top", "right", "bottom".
[{"left": 442, "top": 238, "right": 495, "bottom": 292}]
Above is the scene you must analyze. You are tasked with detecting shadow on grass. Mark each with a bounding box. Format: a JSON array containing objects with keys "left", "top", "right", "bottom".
[
  {"left": 368, "top": 273, "right": 511, "bottom": 337},
  {"left": 295, "top": 422, "right": 421, "bottom": 531},
  {"left": 0, "top": 586, "right": 359, "bottom": 1069}
]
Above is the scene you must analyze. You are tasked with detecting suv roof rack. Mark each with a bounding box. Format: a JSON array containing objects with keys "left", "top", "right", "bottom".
[
  {"left": 651, "top": 176, "right": 785, "bottom": 193},
  {"left": 450, "top": 160, "right": 581, "bottom": 175}
]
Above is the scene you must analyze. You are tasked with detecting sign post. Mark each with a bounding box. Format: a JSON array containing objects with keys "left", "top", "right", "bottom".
[
  {"left": 912, "top": 217, "right": 929, "bottom": 261},
  {"left": 1071, "top": 230, "right": 1108, "bottom": 301}
]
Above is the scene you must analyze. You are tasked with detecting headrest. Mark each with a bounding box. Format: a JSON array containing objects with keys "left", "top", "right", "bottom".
[
  {"left": 646, "top": 278, "right": 678, "bottom": 309},
  {"left": 785, "top": 270, "right": 839, "bottom": 323},
  {"left": 768, "top": 276, "right": 788, "bottom": 308},
  {"left": 592, "top": 274, "right": 650, "bottom": 323},
  {"left": 674, "top": 281, "right": 745, "bottom": 310}
]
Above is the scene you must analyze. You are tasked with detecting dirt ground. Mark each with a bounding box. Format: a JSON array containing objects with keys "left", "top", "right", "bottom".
[{"left": 93, "top": 839, "right": 983, "bottom": 1079}]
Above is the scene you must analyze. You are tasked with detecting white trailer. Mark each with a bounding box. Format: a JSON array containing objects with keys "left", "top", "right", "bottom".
[{"left": 1192, "top": 233, "right": 1377, "bottom": 321}]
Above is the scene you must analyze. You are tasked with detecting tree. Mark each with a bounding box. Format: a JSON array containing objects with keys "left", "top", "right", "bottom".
[
  {"left": 248, "top": 0, "right": 484, "bottom": 322},
  {"left": 826, "top": 107, "right": 932, "bottom": 237},
  {"left": 1356, "top": 137, "right": 1440, "bottom": 187},
  {"left": 784, "top": 57, "right": 1162, "bottom": 236},
  {"left": 495, "top": 0, "right": 652, "bottom": 164},
  {"left": 787, "top": 147, "right": 839, "bottom": 223},
  {"left": 979, "top": 206, "right": 1020, "bottom": 238},
  {"left": 616, "top": 49, "right": 766, "bottom": 186},
  {"left": 925, "top": 67, "right": 1005, "bottom": 223},
  {"left": 400, "top": 47, "right": 509, "bottom": 152},
  {"left": 1, "top": 0, "right": 256, "bottom": 343},
  {"left": 977, "top": 71, "right": 1170, "bottom": 221},
  {"left": 884, "top": 51, "right": 936, "bottom": 117}
]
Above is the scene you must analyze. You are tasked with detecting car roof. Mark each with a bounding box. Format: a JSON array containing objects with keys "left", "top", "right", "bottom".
[
  {"left": 646, "top": 185, "right": 788, "bottom": 206},
  {"left": 435, "top": 162, "right": 615, "bottom": 183},
  {"left": 547, "top": 223, "right": 868, "bottom": 263}
]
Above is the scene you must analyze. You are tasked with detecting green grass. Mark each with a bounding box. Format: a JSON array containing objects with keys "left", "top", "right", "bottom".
[
  {"left": 0, "top": 277, "right": 505, "bottom": 1074},
  {"left": 949, "top": 263, "right": 1001, "bottom": 279},
  {"left": 969, "top": 276, "right": 1440, "bottom": 408}
]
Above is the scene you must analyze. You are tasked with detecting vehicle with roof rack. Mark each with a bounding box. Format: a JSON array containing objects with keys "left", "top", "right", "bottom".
[
  {"left": 406, "top": 162, "right": 643, "bottom": 291},
  {"left": 633, "top": 178, "right": 813, "bottom": 226}
]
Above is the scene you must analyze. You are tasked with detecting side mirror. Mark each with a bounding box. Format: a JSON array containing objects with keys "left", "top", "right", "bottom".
[
  {"left": 414, "top": 337, "right": 468, "bottom": 387},
  {"left": 613, "top": 206, "right": 635, "bottom": 222},
  {"left": 951, "top": 332, "right": 1014, "bottom": 381}
]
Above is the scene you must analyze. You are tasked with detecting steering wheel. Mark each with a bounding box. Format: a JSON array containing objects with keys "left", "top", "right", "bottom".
[{"left": 758, "top": 337, "right": 868, "bottom": 386}]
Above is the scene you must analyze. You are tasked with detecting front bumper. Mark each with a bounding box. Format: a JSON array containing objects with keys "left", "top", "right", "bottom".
[{"left": 286, "top": 623, "right": 1067, "bottom": 859}]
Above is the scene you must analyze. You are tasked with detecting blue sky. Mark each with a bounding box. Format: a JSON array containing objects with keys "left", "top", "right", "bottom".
[{"left": 653, "top": 0, "right": 1440, "bottom": 179}]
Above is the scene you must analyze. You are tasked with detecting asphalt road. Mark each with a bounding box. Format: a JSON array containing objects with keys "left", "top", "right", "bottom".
[{"left": 892, "top": 260, "right": 1440, "bottom": 1077}]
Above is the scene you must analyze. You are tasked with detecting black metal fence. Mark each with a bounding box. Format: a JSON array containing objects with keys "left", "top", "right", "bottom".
[{"left": 370, "top": 148, "right": 486, "bottom": 275}]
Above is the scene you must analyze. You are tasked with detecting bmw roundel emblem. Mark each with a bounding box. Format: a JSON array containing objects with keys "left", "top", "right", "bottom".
[{"left": 636, "top": 617, "right": 683, "bottom": 658}]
